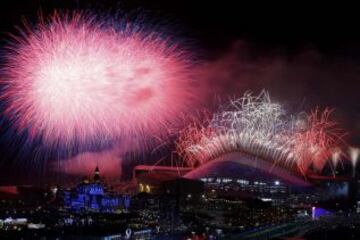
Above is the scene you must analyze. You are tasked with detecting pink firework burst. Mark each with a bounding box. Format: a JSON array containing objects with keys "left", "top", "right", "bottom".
[
  {"left": 2, "top": 12, "right": 194, "bottom": 146},
  {"left": 176, "top": 119, "right": 215, "bottom": 167},
  {"left": 290, "top": 108, "right": 346, "bottom": 174}
]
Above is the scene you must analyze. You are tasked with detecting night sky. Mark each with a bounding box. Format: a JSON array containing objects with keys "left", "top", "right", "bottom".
[{"left": 0, "top": 1, "right": 359, "bottom": 185}]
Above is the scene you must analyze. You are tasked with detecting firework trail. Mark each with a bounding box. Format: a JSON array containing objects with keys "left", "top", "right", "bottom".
[
  {"left": 176, "top": 91, "right": 345, "bottom": 175},
  {"left": 331, "top": 148, "right": 342, "bottom": 170},
  {"left": 1, "top": 12, "right": 194, "bottom": 147},
  {"left": 349, "top": 147, "right": 360, "bottom": 177}
]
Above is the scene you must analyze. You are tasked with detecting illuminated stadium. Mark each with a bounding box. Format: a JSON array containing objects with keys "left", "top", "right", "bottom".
[
  {"left": 184, "top": 152, "right": 311, "bottom": 187},
  {"left": 173, "top": 91, "right": 349, "bottom": 201},
  {"left": 164, "top": 154, "right": 354, "bottom": 207}
]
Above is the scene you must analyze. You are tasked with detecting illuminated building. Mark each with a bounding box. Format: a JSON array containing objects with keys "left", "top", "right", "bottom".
[
  {"left": 62, "top": 167, "right": 130, "bottom": 213},
  {"left": 200, "top": 177, "right": 288, "bottom": 195},
  {"left": 183, "top": 158, "right": 317, "bottom": 206}
]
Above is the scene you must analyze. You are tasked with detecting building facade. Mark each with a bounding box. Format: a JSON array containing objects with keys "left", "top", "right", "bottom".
[{"left": 62, "top": 167, "right": 130, "bottom": 213}]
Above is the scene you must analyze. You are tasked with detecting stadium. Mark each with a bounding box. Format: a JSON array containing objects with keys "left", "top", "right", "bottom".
[{"left": 132, "top": 91, "right": 353, "bottom": 207}]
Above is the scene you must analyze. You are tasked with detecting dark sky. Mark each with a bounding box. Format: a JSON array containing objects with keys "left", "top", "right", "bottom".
[{"left": 0, "top": 1, "right": 359, "bottom": 185}]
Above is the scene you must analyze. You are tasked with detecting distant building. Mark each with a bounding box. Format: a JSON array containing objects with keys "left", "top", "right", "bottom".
[
  {"left": 131, "top": 165, "right": 204, "bottom": 229},
  {"left": 200, "top": 177, "right": 288, "bottom": 195},
  {"left": 309, "top": 175, "right": 355, "bottom": 200},
  {"left": 62, "top": 167, "right": 130, "bottom": 213},
  {"left": 163, "top": 178, "right": 204, "bottom": 207},
  {"left": 133, "top": 165, "right": 192, "bottom": 194},
  {"left": 160, "top": 178, "right": 204, "bottom": 231}
]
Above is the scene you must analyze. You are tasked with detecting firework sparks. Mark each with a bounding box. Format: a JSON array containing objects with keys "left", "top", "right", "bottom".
[
  {"left": 1, "top": 12, "right": 194, "bottom": 147},
  {"left": 349, "top": 147, "right": 360, "bottom": 177},
  {"left": 331, "top": 148, "right": 342, "bottom": 169},
  {"left": 176, "top": 91, "right": 345, "bottom": 175},
  {"left": 289, "top": 108, "right": 345, "bottom": 174}
]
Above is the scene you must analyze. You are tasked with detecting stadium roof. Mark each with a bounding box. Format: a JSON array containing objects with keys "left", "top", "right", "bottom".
[{"left": 184, "top": 152, "right": 312, "bottom": 187}]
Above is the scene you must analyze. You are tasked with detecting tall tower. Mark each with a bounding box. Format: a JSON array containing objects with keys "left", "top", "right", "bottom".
[{"left": 94, "top": 166, "right": 100, "bottom": 182}]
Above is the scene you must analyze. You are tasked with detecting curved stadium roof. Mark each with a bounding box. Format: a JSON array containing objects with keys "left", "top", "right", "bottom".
[{"left": 184, "top": 152, "right": 312, "bottom": 188}]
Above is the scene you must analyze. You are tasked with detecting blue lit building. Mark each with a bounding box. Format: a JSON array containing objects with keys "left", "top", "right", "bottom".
[{"left": 63, "top": 167, "right": 130, "bottom": 213}]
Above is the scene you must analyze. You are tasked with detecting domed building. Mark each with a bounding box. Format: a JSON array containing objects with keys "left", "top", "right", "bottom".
[{"left": 62, "top": 167, "right": 130, "bottom": 213}]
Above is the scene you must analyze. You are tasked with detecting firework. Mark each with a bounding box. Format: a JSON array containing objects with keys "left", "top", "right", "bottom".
[
  {"left": 289, "top": 108, "right": 345, "bottom": 174},
  {"left": 177, "top": 91, "right": 290, "bottom": 166},
  {"left": 176, "top": 91, "right": 345, "bottom": 175},
  {"left": 331, "top": 148, "right": 341, "bottom": 170},
  {"left": 349, "top": 147, "right": 359, "bottom": 177},
  {"left": 1, "top": 12, "right": 193, "bottom": 146}
]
